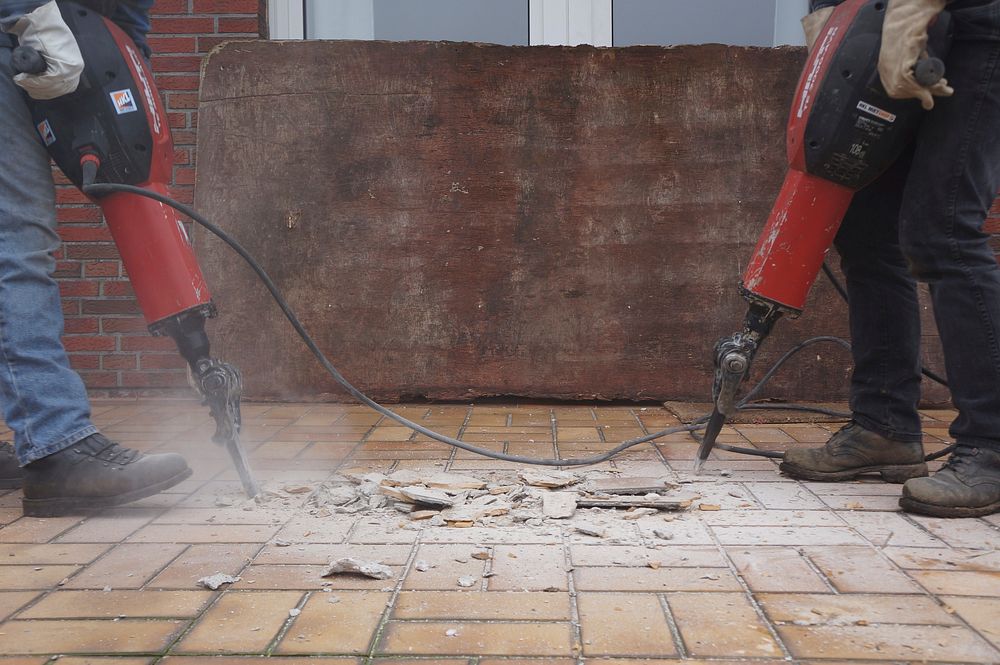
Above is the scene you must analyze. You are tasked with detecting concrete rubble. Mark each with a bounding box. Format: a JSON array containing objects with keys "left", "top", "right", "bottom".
[
  {"left": 214, "top": 470, "right": 709, "bottom": 552},
  {"left": 542, "top": 492, "right": 577, "bottom": 519},
  {"left": 196, "top": 573, "right": 241, "bottom": 590},
  {"left": 341, "top": 470, "right": 700, "bottom": 537},
  {"left": 321, "top": 557, "right": 393, "bottom": 580}
]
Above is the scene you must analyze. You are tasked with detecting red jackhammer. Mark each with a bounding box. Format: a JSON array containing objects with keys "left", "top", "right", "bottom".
[
  {"left": 10, "top": 2, "right": 259, "bottom": 496},
  {"left": 693, "top": 0, "right": 951, "bottom": 471}
]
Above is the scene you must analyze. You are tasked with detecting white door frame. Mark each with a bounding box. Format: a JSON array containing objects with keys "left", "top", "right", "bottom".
[
  {"left": 529, "top": 0, "right": 612, "bottom": 47},
  {"left": 267, "top": 0, "right": 614, "bottom": 45},
  {"left": 267, "top": 0, "right": 304, "bottom": 39}
]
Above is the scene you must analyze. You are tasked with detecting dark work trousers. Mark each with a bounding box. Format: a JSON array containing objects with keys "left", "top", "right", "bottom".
[{"left": 834, "top": 0, "right": 1000, "bottom": 452}]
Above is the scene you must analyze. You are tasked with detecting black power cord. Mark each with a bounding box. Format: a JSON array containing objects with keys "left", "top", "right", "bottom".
[{"left": 83, "top": 182, "right": 953, "bottom": 467}]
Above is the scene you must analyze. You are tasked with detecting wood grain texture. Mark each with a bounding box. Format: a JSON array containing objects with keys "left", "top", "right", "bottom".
[{"left": 194, "top": 39, "right": 895, "bottom": 403}]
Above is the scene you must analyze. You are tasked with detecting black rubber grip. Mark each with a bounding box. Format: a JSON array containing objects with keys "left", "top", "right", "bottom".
[
  {"left": 11, "top": 45, "right": 46, "bottom": 75},
  {"left": 914, "top": 56, "right": 945, "bottom": 87}
]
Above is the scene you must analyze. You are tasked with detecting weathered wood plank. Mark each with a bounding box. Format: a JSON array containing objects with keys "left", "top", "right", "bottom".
[{"left": 194, "top": 40, "right": 859, "bottom": 402}]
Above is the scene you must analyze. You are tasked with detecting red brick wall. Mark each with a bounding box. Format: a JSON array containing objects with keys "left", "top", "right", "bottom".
[{"left": 55, "top": 0, "right": 264, "bottom": 391}]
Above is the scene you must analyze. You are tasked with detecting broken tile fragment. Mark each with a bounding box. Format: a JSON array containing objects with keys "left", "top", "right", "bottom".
[
  {"left": 382, "top": 470, "right": 424, "bottom": 487},
  {"left": 542, "top": 492, "right": 578, "bottom": 519},
  {"left": 590, "top": 476, "right": 676, "bottom": 494},
  {"left": 519, "top": 470, "right": 579, "bottom": 488},
  {"left": 422, "top": 472, "right": 488, "bottom": 491},
  {"left": 575, "top": 523, "right": 607, "bottom": 538},
  {"left": 576, "top": 494, "right": 694, "bottom": 511},
  {"left": 321, "top": 557, "right": 393, "bottom": 580},
  {"left": 398, "top": 486, "right": 456, "bottom": 507},
  {"left": 310, "top": 484, "right": 359, "bottom": 507},
  {"left": 622, "top": 507, "right": 659, "bottom": 520},
  {"left": 197, "top": 573, "right": 240, "bottom": 590}
]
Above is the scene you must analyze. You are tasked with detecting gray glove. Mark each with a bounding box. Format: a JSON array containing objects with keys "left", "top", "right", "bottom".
[{"left": 1, "top": 1, "right": 84, "bottom": 100}]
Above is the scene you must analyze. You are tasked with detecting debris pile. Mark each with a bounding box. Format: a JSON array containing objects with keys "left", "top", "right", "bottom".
[
  {"left": 209, "top": 469, "right": 710, "bottom": 547},
  {"left": 293, "top": 469, "right": 703, "bottom": 534}
]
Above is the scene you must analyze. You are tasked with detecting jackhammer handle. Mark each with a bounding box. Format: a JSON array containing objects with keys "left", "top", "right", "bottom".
[
  {"left": 11, "top": 45, "right": 46, "bottom": 75},
  {"left": 914, "top": 56, "right": 946, "bottom": 87}
]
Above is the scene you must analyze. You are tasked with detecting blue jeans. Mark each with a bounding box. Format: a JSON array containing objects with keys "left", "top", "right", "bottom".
[
  {"left": 835, "top": 0, "right": 1000, "bottom": 452},
  {"left": 0, "top": 41, "right": 97, "bottom": 464}
]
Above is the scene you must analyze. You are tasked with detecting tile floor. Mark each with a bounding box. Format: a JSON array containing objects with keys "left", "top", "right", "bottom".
[{"left": 0, "top": 399, "right": 998, "bottom": 664}]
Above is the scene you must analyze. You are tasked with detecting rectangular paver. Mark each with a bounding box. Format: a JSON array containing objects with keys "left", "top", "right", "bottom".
[
  {"left": 577, "top": 593, "right": 678, "bottom": 657},
  {"left": 175, "top": 591, "right": 304, "bottom": 654}
]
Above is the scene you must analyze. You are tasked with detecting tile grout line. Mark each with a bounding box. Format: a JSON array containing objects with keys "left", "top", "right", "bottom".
[
  {"left": 362, "top": 528, "right": 424, "bottom": 662},
  {"left": 833, "top": 419, "right": 1000, "bottom": 643},
  {"left": 631, "top": 405, "right": 679, "bottom": 483},
  {"left": 707, "top": 525, "right": 794, "bottom": 660},
  {"left": 264, "top": 589, "right": 311, "bottom": 656},
  {"left": 442, "top": 405, "right": 474, "bottom": 472},
  {"left": 560, "top": 526, "right": 584, "bottom": 662},
  {"left": 152, "top": 539, "right": 271, "bottom": 660},
  {"left": 551, "top": 407, "right": 562, "bottom": 465},
  {"left": 656, "top": 591, "right": 688, "bottom": 659},
  {"left": 841, "top": 512, "right": 1000, "bottom": 656},
  {"left": 793, "top": 545, "right": 840, "bottom": 594},
  {"left": 147, "top": 401, "right": 309, "bottom": 659},
  {"left": 334, "top": 414, "right": 389, "bottom": 546}
]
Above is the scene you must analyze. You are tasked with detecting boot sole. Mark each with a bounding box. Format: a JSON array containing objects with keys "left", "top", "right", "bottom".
[
  {"left": 21, "top": 467, "right": 193, "bottom": 517},
  {"left": 779, "top": 461, "right": 928, "bottom": 484},
  {"left": 899, "top": 496, "right": 1000, "bottom": 518}
]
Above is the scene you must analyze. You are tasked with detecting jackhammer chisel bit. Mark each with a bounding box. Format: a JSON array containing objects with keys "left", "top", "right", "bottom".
[
  {"left": 694, "top": 337, "right": 753, "bottom": 473},
  {"left": 196, "top": 358, "right": 260, "bottom": 497}
]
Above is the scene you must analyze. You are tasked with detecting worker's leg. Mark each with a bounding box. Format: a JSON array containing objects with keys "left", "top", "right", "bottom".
[
  {"left": 1, "top": 43, "right": 191, "bottom": 516},
  {"left": 0, "top": 43, "right": 97, "bottom": 466},
  {"left": 835, "top": 149, "right": 924, "bottom": 443},
  {"left": 779, "top": 152, "right": 928, "bottom": 482},
  {"left": 898, "top": 3, "right": 1000, "bottom": 516}
]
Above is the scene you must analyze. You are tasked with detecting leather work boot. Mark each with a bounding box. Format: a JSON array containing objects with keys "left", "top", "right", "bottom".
[
  {"left": 900, "top": 446, "right": 1000, "bottom": 518},
  {"left": 779, "top": 421, "right": 928, "bottom": 482},
  {"left": 21, "top": 433, "right": 191, "bottom": 517},
  {"left": 1, "top": 442, "right": 23, "bottom": 490}
]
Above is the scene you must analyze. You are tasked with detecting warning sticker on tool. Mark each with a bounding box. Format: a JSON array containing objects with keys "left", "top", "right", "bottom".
[
  {"left": 110, "top": 89, "right": 139, "bottom": 115},
  {"left": 857, "top": 101, "right": 896, "bottom": 123},
  {"left": 37, "top": 119, "right": 56, "bottom": 146}
]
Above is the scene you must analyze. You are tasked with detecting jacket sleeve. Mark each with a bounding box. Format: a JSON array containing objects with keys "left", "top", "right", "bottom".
[{"left": 111, "top": 0, "right": 154, "bottom": 57}]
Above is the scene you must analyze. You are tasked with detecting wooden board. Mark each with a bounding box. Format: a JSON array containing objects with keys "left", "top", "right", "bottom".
[{"left": 194, "top": 40, "right": 865, "bottom": 402}]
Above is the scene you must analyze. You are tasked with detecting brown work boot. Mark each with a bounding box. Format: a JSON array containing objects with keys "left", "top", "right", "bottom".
[
  {"left": 1, "top": 442, "right": 23, "bottom": 490},
  {"left": 900, "top": 446, "right": 1000, "bottom": 518},
  {"left": 779, "top": 421, "right": 927, "bottom": 482},
  {"left": 22, "top": 433, "right": 191, "bottom": 517}
]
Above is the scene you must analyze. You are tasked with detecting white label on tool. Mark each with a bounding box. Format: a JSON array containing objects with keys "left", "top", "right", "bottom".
[
  {"left": 110, "top": 88, "right": 139, "bottom": 114},
  {"left": 125, "top": 43, "right": 162, "bottom": 135},
  {"left": 857, "top": 101, "right": 896, "bottom": 123},
  {"left": 797, "top": 25, "right": 839, "bottom": 119},
  {"left": 37, "top": 119, "right": 56, "bottom": 146}
]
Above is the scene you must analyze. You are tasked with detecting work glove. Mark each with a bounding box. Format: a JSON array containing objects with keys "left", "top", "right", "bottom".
[
  {"left": 878, "top": 0, "right": 954, "bottom": 110},
  {"left": 1, "top": 0, "right": 84, "bottom": 100},
  {"left": 802, "top": 6, "right": 835, "bottom": 54}
]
